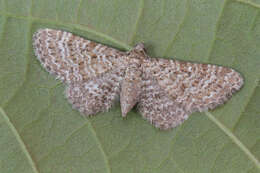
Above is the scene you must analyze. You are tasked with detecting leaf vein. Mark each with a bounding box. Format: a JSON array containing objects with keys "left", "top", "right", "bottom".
[
  {"left": 237, "top": 0, "right": 260, "bottom": 9},
  {"left": 0, "top": 15, "right": 7, "bottom": 47},
  {"left": 129, "top": 0, "right": 145, "bottom": 45},
  {"left": 75, "top": 0, "right": 83, "bottom": 23},
  {"left": 205, "top": 112, "right": 260, "bottom": 170},
  {"left": 206, "top": 0, "right": 228, "bottom": 62},
  {"left": 210, "top": 138, "right": 229, "bottom": 173},
  {"left": 162, "top": 0, "right": 188, "bottom": 57},
  {"left": 2, "top": 21, "right": 33, "bottom": 108},
  {"left": 88, "top": 122, "right": 112, "bottom": 173},
  {"left": 0, "top": 11, "right": 132, "bottom": 50},
  {"left": 232, "top": 79, "right": 259, "bottom": 131},
  {"left": 0, "top": 107, "right": 40, "bottom": 173},
  {"left": 156, "top": 125, "right": 186, "bottom": 173}
]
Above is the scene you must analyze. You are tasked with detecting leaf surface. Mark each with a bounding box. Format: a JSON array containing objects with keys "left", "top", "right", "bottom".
[{"left": 0, "top": 0, "right": 259, "bottom": 172}]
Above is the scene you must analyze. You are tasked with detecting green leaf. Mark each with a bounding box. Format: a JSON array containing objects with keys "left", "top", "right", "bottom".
[{"left": 0, "top": 0, "right": 259, "bottom": 172}]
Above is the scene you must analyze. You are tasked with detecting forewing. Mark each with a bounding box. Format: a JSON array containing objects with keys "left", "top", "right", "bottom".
[
  {"left": 66, "top": 68, "right": 125, "bottom": 115},
  {"left": 33, "top": 28, "right": 126, "bottom": 84},
  {"left": 143, "top": 58, "right": 244, "bottom": 114},
  {"left": 138, "top": 73, "right": 189, "bottom": 130}
]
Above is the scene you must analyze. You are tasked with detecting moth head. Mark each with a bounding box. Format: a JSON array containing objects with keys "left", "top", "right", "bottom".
[
  {"left": 134, "top": 42, "right": 145, "bottom": 51},
  {"left": 127, "top": 42, "right": 148, "bottom": 60}
]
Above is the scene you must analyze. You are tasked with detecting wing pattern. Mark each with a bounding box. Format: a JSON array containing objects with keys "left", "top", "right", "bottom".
[
  {"left": 33, "top": 29, "right": 244, "bottom": 130},
  {"left": 138, "top": 72, "right": 189, "bottom": 130},
  {"left": 33, "top": 29, "right": 126, "bottom": 84},
  {"left": 138, "top": 58, "right": 243, "bottom": 129},
  {"left": 66, "top": 68, "right": 125, "bottom": 115}
]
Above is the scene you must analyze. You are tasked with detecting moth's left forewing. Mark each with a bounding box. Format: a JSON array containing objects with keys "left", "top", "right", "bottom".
[{"left": 33, "top": 29, "right": 127, "bottom": 84}]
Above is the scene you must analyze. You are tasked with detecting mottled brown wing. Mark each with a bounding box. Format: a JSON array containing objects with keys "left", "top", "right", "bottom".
[
  {"left": 142, "top": 58, "right": 244, "bottom": 113},
  {"left": 66, "top": 68, "right": 125, "bottom": 115},
  {"left": 138, "top": 58, "right": 243, "bottom": 130},
  {"left": 138, "top": 73, "right": 189, "bottom": 130},
  {"left": 33, "top": 28, "right": 126, "bottom": 84}
]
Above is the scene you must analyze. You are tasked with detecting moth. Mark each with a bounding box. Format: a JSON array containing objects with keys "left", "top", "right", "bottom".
[{"left": 33, "top": 28, "right": 244, "bottom": 130}]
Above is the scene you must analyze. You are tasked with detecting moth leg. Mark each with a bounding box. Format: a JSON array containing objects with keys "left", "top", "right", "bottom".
[
  {"left": 66, "top": 69, "right": 124, "bottom": 116},
  {"left": 138, "top": 75, "right": 189, "bottom": 130}
]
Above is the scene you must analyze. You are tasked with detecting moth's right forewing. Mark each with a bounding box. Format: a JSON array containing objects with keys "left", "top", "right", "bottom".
[{"left": 143, "top": 58, "right": 243, "bottom": 113}]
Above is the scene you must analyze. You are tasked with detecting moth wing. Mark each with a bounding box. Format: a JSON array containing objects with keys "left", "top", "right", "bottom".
[
  {"left": 66, "top": 68, "right": 124, "bottom": 115},
  {"left": 33, "top": 28, "right": 126, "bottom": 84},
  {"left": 138, "top": 75, "right": 189, "bottom": 130},
  {"left": 143, "top": 58, "right": 243, "bottom": 114}
]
